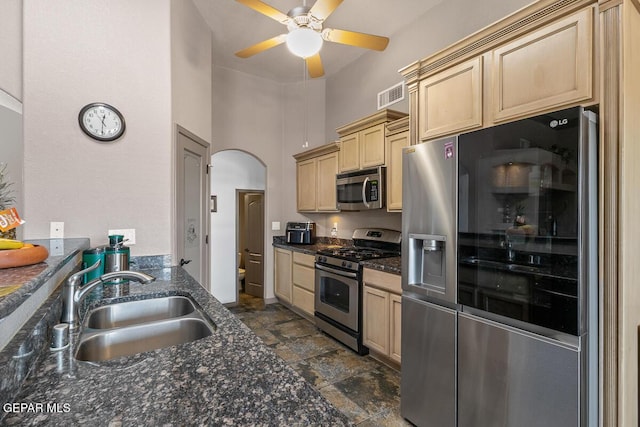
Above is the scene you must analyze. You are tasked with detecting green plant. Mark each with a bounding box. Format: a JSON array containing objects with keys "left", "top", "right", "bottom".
[{"left": 0, "top": 163, "right": 15, "bottom": 210}]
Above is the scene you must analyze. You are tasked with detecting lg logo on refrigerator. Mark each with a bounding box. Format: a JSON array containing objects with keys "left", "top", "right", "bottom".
[{"left": 550, "top": 118, "right": 569, "bottom": 128}]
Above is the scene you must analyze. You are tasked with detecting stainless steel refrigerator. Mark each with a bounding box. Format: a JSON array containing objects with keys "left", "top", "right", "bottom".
[{"left": 401, "top": 107, "right": 598, "bottom": 427}]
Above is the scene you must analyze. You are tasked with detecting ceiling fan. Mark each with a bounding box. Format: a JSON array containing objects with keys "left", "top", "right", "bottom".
[{"left": 234, "top": 0, "right": 390, "bottom": 78}]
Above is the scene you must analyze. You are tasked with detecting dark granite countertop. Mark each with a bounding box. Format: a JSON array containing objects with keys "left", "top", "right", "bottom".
[
  {"left": 273, "top": 237, "right": 402, "bottom": 276},
  {"left": 272, "top": 235, "right": 347, "bottom": 256},
  {"left": 0, "top": 238, "right": 90, "bottom": 320},
  {"left": 1, "top": 267, "right": 350, "bottom": 426},
  {"left": 361, "top": 257, "right": 402, "bottom": 275}
]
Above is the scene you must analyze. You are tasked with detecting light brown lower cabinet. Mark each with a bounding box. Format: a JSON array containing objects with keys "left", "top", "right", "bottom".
[
  {"left": 363, "top": 268, "right": 402, "bottom": 364},
  {"left": 274, "top": 248, "right": 292, "bottom": 303},
  {"left": 291, "top": 252, "right": 315, "bottom": 316}
]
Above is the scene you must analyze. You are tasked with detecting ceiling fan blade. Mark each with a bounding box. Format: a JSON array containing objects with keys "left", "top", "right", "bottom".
[
  {"left": 309, "top": 0, "right": 343, "bottom": 21},
  {"left": 235, "top": 0, "right": 290, "bottom": 24},
  {"left": 306, "top": 53, "right": 324, "bottom": 78},
  {"left": 235, "top": 34, "right": 287, "bottom": 58},
  {"left": 322, "top": 28, "right": 389, "bottom": 51}
]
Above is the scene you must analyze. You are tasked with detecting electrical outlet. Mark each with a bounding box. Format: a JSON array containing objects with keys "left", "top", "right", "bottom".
[
  {"left": 271, "top": 221, "right": 281, "bottom": 231},
  {"left": 50, "top": 222, "right": 64, "bottom": 239},
  {"left": 108, "top": 228, "right": 136, "bottom": 245},
  {"left": 50, "top": 239, "right": 64, "bottom": 256}
]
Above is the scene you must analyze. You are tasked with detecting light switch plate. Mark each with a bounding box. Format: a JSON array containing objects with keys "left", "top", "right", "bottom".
[
  {"left": 108, "top": 228, "right": 136, "bottom": 245},
  {"left": 271, "top": 221, "right": 281, "bottom": 231},
  {"left": 50, "top": 222, "right": 64, "bottom": 239}
]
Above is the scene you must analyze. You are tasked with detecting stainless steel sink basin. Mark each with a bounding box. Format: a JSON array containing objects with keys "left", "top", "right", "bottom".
[
  {"left": 75, "top": 317, "right": 214, "bottom": 362},
  {"left": 75, "top": 295, "right": 216, "bottom": 362},
  {"left": 85, "top": 296, "right": 196, "bottom": 329}
]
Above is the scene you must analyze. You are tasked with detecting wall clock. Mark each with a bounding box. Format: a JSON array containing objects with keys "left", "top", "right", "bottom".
[{"left": 78, "top": 102, "right": 126, "bottom": 142}]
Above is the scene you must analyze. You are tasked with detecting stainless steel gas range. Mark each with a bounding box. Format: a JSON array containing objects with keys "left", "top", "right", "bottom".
[{"left": 314, "top": 228, "right": 401, "bottom": 355}]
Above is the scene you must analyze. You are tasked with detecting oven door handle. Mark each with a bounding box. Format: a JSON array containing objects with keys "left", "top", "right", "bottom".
[
  {"left": 361, "top": 177, "right": 370, "bottom": 208},
  {"left": 315, "top": 263, "right": 359, "bottom": 279}
]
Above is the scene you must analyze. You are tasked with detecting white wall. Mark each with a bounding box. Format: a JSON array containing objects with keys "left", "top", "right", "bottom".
[
  {"left": 171, "top": 0, "right": 212, "bottom": 144},
  {"left": 281, "top": 77, "right": 327, "bottom": 224},
  {"left": 212, "top": 65, "right": 326, "bottom": 301},
  {"left": 210, "top": 150, "right": 265, "bottom": 304},
  {"left": 22, "top": 0, "right": 173, "bottom": 255},
  {"left": 0, "top": 0, "right": 22, "bottom": 101}
]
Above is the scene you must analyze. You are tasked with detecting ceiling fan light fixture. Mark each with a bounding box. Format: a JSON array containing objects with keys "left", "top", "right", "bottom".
[{"left": 286, "top": 27, "right": 323, "bottom": 58}]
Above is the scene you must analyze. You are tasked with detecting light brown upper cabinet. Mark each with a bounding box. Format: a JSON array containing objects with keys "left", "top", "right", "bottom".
[
  {"left": 418, "top": 57, "right": 483, "bottom": 141},
  {"left": 385, "top": 116, "right": 410, "bottom": 212},
  {"left": 336, "top": 109, "right": 408, "bottom": 173},
  {"left": 294, "top": 142, "right": 340, "bottom": 213},
  {"left": 400, "top": 3, "right": 597, "bottom": 143},
  {"left": 492, "top": 7, "right": 594, "bottom": 123}
]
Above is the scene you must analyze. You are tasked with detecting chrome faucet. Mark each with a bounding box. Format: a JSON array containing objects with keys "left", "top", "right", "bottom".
[{"left": 61, "top": 260, "right": 155, "bottom": 329}]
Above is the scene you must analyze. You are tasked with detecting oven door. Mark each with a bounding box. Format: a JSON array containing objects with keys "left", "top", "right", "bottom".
[{"left": 314, "top": 263, "right": 359, "bottom": 331}]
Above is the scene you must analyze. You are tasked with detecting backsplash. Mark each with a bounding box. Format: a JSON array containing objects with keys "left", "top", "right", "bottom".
[{"left": 302, "top": 210, "right": 402, "bottom": 239}]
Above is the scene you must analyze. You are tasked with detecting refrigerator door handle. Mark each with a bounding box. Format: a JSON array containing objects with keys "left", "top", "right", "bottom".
[{"left": 361, "top": 177, "right": 370, "bottom": 208}]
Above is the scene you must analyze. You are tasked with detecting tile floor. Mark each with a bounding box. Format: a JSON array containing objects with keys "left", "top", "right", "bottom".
[{"left": 229, "top": 293, "right": 412, "bottom": 426}]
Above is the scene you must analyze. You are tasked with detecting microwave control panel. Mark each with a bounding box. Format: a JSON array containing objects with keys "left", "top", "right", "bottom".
[{"left": 368, "top": 180, "right": 379, "bottom": 201}]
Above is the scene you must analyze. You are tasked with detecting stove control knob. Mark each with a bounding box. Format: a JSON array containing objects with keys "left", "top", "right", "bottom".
[
  {"left": 347, "top": 262, "right": 353, "bottom": 269},
  {"left": 320, "top": 256, "right": 326, "bottom": 263},
  {"left": 341, "top": 261, "right": 346, "bottom": 267}
]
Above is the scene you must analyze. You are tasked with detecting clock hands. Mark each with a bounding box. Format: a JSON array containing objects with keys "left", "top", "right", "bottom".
[{"left": 79, "top": 103, "right": 125, "bottom": 141}]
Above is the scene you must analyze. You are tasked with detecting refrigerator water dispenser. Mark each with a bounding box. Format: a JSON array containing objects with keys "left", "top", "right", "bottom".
[{"left": 408, "top": 234, "right": 447, "bottom": 292}]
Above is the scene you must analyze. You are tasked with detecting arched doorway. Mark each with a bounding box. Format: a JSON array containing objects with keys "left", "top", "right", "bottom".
[{"left": 209, "top": 150, "right": 266, "bottom": 304}]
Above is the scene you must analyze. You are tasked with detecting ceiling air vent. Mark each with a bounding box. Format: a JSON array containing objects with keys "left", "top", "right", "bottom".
[{"left": 377, "top": 82, "right": 405, "bottom": 110}]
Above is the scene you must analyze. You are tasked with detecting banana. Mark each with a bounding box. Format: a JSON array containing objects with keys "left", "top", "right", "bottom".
[{"left": 0, "top": 238, "right": 24, "bottom": 250}]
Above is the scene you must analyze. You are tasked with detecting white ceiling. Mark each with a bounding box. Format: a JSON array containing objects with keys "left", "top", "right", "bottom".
[{"left": 192, "top": 0, "right": 442, "bottom": 83}]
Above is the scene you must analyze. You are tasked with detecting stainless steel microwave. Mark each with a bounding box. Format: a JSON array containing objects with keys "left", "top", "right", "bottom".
[{"left": 336, "top": 166, "right": 385, "bottom": 210}]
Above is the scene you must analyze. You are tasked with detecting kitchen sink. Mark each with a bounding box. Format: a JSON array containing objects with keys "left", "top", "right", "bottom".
[
  {"left": 85, "top": 296, "right": 196, "bottom": 329},
  {"left": 75, "top": 317, "right": 214, "bottom": 362},
  {"left": 75, "top": 295, "right": 216, "bottom": 362}
]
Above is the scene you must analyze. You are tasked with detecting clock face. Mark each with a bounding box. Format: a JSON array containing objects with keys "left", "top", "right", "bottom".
[{"left": 78, "top": 103, "right": 126, "bottom": 142}]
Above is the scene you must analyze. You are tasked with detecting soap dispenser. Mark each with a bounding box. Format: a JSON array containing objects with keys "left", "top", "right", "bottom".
[{"left": 103, "top": 234, "right": 130, "bottom": 284}]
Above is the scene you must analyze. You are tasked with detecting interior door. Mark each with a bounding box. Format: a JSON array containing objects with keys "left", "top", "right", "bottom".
[
  {"left": 176, "top": 126, "right": 209, "bottom": 288},
  {"left": 244, "top": 193, "right": 264, "bottom": 297}
]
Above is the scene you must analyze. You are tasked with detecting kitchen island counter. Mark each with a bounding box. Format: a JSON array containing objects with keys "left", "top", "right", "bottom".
[{"left": 2, "top": 267, "right": 350, "bottom": 426}]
